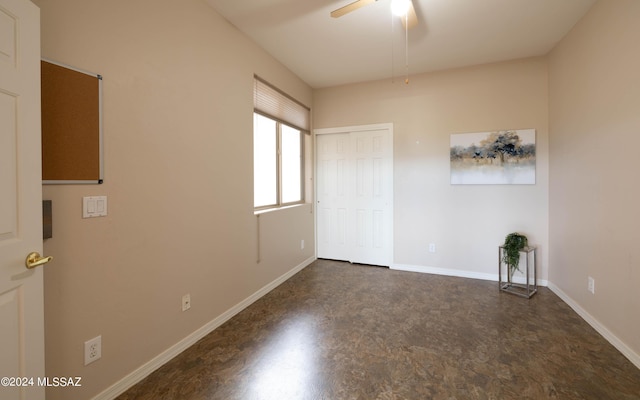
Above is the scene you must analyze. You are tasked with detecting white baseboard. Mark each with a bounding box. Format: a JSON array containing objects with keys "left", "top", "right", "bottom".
[
  {"left": 92, "top": 256, "right": 316, "bottom": 400},
  {"left": 547, "top": 282, "right": 640, "bottom": 370},
  {"left": 391, "top": 263, "right": 549, "bottom": 287}
]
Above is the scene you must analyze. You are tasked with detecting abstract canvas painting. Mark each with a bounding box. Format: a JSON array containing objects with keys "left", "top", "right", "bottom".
[{"left": 450, "top": 129, "right": 536, "bottom": 184}]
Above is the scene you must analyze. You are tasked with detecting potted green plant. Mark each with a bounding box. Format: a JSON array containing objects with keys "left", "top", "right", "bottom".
[{"left": 502, "top": 232, "right": 528, "bottom": 279}]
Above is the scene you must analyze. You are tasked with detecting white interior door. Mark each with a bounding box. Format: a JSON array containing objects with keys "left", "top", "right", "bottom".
[
  {"left": 316, "top": 124, "right": 393, "bottom": 267},
  {"left": 0, "top": 0, "right": 45, "bottom": 399}
]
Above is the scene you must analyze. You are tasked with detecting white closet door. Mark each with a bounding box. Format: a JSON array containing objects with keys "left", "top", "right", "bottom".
[
  {"left": 317, "top": 133, "right": 351, "bottom": 261},
  {"left": 350, "top": 129, "right": 393, "bottom": 266},
  {"left": 316, "top": 125, "right": 393, "bottom": 267}
]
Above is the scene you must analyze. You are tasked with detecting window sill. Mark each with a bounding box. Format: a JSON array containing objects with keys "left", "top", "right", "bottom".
[{"left": 254, "top": 203, "right": 308, "bottom": 216}]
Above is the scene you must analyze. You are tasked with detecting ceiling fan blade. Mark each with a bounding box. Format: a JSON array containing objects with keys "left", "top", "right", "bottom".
[
  {"left": 401, "top": 0, "right": 418, "bottom": 30},
  {"left": 330, "top": 0, "right": 377, "bottom": 18}
]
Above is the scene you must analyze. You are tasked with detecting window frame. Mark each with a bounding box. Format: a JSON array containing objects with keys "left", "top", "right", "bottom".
[{"left": 253, "top": 111, "right": 305, "bottom": 211}]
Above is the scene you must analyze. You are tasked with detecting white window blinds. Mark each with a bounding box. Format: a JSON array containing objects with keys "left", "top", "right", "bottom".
[{"left": 253, "top": 76, "right": 310, "bottom": 132}]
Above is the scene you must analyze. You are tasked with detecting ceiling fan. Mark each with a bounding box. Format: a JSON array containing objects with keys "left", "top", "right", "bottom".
[{"left": 330, "top": 0, "right": 418, "bottom": 29}]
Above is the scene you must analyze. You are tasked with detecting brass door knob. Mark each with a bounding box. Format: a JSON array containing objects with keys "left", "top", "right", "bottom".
[{"left": 25, "top": 252, "right": 53, "bottom": 269}]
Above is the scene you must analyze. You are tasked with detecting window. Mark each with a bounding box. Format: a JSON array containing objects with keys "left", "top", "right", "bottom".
[
  {"left": 253, "top": 114, "right": 302, "bottom": 208},
  {"left": 253, "top": 76, "right": 309, "bottom": 210},
  {"left": 253, "top": 114, "right": 277, "bottom": 207}
]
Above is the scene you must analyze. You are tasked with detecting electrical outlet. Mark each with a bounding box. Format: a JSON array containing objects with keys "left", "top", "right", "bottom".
[
  {"left": 429, "top": 243, "right": 436, "bottom": 253},
  {"left": 301, "top": 239, "right": 305, "bottom": 250},
  {"left": 588, "top": 277, "right": 595, "bottom": 294},
  {"left": 182, "top": 293, "right": 191, "bottom": 311},
  {"left": 84, "top": 335, "right": 102, "bottom": 365}
]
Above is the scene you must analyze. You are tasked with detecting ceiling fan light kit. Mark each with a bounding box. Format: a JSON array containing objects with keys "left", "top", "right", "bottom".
[
  {"left": 390, "top": 0, "right": 411, "bottom": 17},
  {"left": 331, "top": 0, "right": 416, "bottom": 24}
]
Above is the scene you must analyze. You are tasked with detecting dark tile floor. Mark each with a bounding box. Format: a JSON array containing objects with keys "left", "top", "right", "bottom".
[{"left": 119, "top": 259, "right": 640, "bottom": 399}]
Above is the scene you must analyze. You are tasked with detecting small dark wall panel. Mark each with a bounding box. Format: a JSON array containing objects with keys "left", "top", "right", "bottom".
[
  {"left": 43, "top": 200, "right": 52, "bottom": 239},
  {"left": 41, "top": 60, "right": 102, "bottom": 183}
]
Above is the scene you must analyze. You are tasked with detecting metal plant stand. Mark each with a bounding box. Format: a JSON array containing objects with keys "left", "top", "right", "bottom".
[{"left": 499, "top": 245, "right": 537, "bottom": 298}]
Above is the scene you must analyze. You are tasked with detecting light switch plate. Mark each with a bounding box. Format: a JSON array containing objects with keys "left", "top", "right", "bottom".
[{"left": 83, "top": 196, "right": 108, "bottom": 218}]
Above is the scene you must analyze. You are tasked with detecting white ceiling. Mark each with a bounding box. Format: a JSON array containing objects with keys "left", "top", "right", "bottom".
[{"left": 205, "top": 0, "right": 596, "bottom": 89}]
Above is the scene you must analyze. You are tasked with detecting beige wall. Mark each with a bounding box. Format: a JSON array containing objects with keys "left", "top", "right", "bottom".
[
  {"left": 34, "top": 0, "right": 314, "bottom": 398},
  {"left": 549, "top": 0, "right": 640, "bottom": 358},
  {"left": 314, "top": 58, "right": 549, "bottom": 281}
]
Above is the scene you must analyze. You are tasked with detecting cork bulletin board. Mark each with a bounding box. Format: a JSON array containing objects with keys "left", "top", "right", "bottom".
[{"left": 41, "top": 60, "right": 103, "bottom": 184}]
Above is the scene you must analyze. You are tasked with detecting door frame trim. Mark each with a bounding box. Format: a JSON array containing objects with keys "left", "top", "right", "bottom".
[
  {"left": 313, "top": 123, "right": 394, "bottom": 265},
  {"left": 314, "top": 123, "right": 393, "bottom": 136}
]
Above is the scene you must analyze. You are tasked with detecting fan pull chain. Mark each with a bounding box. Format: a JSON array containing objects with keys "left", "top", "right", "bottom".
[
  {"left": 391, "top": 11, "right": 395, "bottom": 83},
  {"left": 405, "top": 12, "right": 409, "bottom": 84}
]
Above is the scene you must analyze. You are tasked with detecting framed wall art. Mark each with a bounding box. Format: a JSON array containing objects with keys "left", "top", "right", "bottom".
[{"left": 450, "top": 129, "right": 536, "bottom": 185}]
